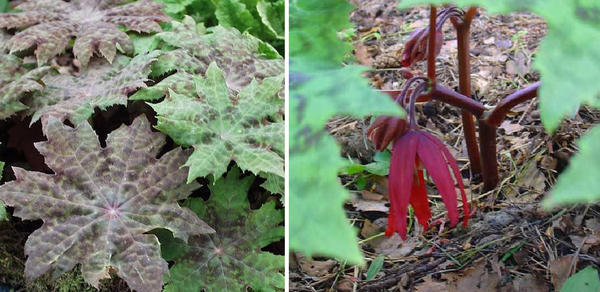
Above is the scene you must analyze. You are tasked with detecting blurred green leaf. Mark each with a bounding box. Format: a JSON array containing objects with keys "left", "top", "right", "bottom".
[{"left": 560, "top": 266, "right": 600, "bottom": 292}]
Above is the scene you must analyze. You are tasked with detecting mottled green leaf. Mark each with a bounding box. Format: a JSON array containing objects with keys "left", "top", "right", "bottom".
[
  {"left": 130, "top": 16, "right": 283, "bottom": 102},
  {"left": 0, "top": 0, "right": 170, "bottom": 66},
  {"left": 543, "top": 124, "right": 600, "bottom": 207},
  {"left": 215, "top": 0, "right": 259, "bottom": 34},
  {"left": 150, "top": 63, "right": 284, "bottom": 182},
  {"left": 399, "top": 0, "right": 600, "bottom": 133},
  {"left": 0, "top": 30, "right": 50, "bottom": 120},
  {"left": 0, "top": 116, "right": 214, "bottom": 292},
  {"left": 260, "top": 172, "right": 284, "bottom": 195},
  {"left": 257, "top": 0, "right": 284, "bottom": 40},
  {"left": 560, "top": 266, "right": 600, "bottom": 292},
  {"left": 290, "top": 0, "right": 403, "bottom": 264},
  {"left": 28, "top": 51, "right": 160, "bottom": 127},
  {"left": 164, "top": 167, "right": 284, "bottom": 292}
]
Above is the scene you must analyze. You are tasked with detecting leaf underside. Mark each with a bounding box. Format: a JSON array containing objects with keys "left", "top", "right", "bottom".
[
  {"left": 0, "top": 0, "right": 170, "bottom": 66},
  {"left": 150, "top": 63, "right": 284, "bottom": 183},
  {"left": 164, "top": 167, "right": 284, "bottom": 292},
  {"left": 28, "top": 51, "right": 160, "bottom": 128},
  {"left": 130, "top": 16, "right": 284, "bottom": 102},
  {"left": 0, "top": 116, "right": 214, "bottom": 292}
]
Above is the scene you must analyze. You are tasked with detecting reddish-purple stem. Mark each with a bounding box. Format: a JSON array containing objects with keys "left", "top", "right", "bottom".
[
  {"left": 485, "top": 82, "right": 540, "bottom": 127},
  {"left": 431, "top": 84, "right": 485, "bottom": 117},
  {"left": 427, "top": 5, "right": 437, "bottom": 81},
  {"left": 454, "top": 7, "right": 481, "bottom": 175}
]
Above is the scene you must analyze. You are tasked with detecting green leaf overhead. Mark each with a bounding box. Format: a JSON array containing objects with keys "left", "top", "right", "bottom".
[
  {"left": 213, "top": 0, "right": 284, "bottom": 52},
  {"left": 130, "top": 16, "right": 283, "bottom": 101},
  {"left": 543, "top": 124, "right": 600, "bottom": 207},
  {"left": 0, "top": 0, "right": 170, "bottom": 66},
  {"left": 290, "top": 0, "right": 403, "bottom": 264},
  {"left": 398, "top": 0, "right": 600, "bottom": 133},
  {"left": 150, "top": 63, "right": 284, "bottom": 183},
  {"left": 0, "top": 116, "right": 214, "bottom": 292},
  {"left": 28, "top": 51, "right": 160, "bottom": 128},
  {"left": 0, "top": 30, "right": 50, "bottom": 120},
  {"left": 164, "top": 167, "right": 284, "bottom": 292}
]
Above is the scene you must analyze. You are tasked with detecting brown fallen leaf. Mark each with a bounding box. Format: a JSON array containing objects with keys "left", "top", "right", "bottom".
[
  {"left": 444, "top": 260, "right": 500, "bottom": 292},
  {"left": 296, "top": 254, "right": 337, "bottom": 277},
  {"left": 509, "top": 274, "right": 550, "bottom": 292},
  {"left": 373, "top": 234, "right": 420, "bottom": 258},
  {"left": 499, "top": 120, "right": 524, "bottom": 135},
  {"left": 548, "top": 256, "right": 576, "bottom": 290},
  {"left": 414, "top": 276, "right": 447, "bottom": 292},
  {"left": 354, "top": 42, "right": 374, "bottom": 66}
]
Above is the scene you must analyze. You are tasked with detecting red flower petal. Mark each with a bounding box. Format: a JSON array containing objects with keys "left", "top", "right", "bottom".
[
  {"left": 415, "top": 132, "right": 459, "bottom": 226},
  {"left": 420, "top": 131, "right": 470, "bottom": 226},
  {"left": 387, "top": 132, "right": 418, "bottom": 239},
  {"left": 409, "top": 166, "right": 431, "bottom": 230}
]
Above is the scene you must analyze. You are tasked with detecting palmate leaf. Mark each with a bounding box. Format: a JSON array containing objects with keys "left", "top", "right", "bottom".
[
  {"left": 0, "top": 0, "right": 170, "bottom": 66},
  {"left": 290, "top": 0, "right": 403, "bottom": 264},
  {"left": 28, "top": 51, "right": 160, "bottom": 128},
  {"left": 164, "top": 167, "right": 284, "bottom": 292},
  {"left": 130, "top": 16, "right": 283, "bottom": 101},
  {"left": 0, "top": 30, "right": 50, "bottom": 120},
  {"left": 0, "top": 116, "right": 214, "bottom": 292},
  {"left": 150, "top": 62, "right": 284, "bottom": 183},
  {"left": 397, "top": 0, "right": 600, "bottom": 206}
]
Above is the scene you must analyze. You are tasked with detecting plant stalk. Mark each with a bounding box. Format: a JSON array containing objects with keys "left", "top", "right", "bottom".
[
  {"left": 427, "top": 5, "right": 437, "bottom": 81},
  {"left": 454, "top": 7, "right": 481, "bottom": 175}
]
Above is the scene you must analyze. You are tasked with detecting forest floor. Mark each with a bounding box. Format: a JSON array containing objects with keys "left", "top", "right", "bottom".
[{"left": 290, "top": 1, "right": 600, "bottom": 291}]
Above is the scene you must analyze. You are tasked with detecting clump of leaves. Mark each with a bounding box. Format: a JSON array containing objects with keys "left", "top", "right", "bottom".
[
  {"left": 164, "top": 167, "right": 284, "bottom": 292},
  {"left": 131, "top": 16, "right": 283, "bottom": 101},
  {"left": 0, "top": 116, "right": 214, "bottom": 292},
  {"left": 27, "top": 51, "right": 160, "bottom": 128},
  {"left": 0, "top": 30, "right": 49, "bottom": 120},
  {"left": 0, "top": 0, "right": 170, "bottom": 66},
  {"left": 150, "top": 63, "right": 284, "bottom": 185}
]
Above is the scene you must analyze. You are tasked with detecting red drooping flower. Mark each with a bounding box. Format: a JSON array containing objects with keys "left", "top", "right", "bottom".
[
  {"left": 367, "top": 116, "right": 408, "bottom": 151},
  {"left": 386, "top": 130, "right": 470, "bottom": 239},
  {"left": 400, "top": 27, "right": 443, "bottom": 67}
]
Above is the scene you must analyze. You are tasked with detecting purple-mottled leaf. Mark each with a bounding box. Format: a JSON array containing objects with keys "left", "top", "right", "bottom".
[
  {"left": 0, "top": 30, "right": 50, "bottom": 120},
  {"left": 0, "top": 0, "right": 170, "bottom": 66},
  {"left": 0, "top": 115, "right": 214, "bottom": 292},
  {"left": 28, "top": 51, "right": 159, "bottom": 128},
  {"left": 130, "top": 16, "right": 283, "bottom": 101}
]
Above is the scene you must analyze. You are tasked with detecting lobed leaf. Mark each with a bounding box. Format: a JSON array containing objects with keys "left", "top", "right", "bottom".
[
  {"left": 131, "top": 16, "right": 283, "bottom": 101},
  {"left": 289, "top": 0, "right": 403, "bottom": 264},
  {"left": 28, "top": 51, "right": 160, "bottom": 128},
  {"left": 0, "top": 115, "right": 214, "bottom": 291},
  {"left": 0, "top": 30, "right": 50, "bottom": 120},
  {"left": 0, "top": 0, "right": 170, "bottom": 66},
  {"left": 164, "top": 167, "right": 284, "bottom": 292},
  {"left": 150, "top": 63, "right": 284, "bottom": 183}
]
